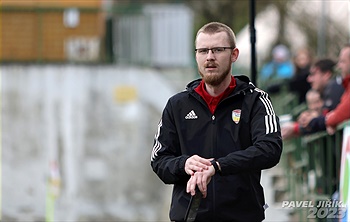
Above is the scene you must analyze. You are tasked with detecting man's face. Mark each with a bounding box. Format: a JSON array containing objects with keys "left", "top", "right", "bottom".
[
  {"left": 195, "top": 32, "right": 239, "bottom": 86},
  {"left": 337, "top": 47, "right": 350, "bottom": 78},
  {"left": 307, "top": 67, "right": 328, "bottom": 92},
  {"left": 306, "top": 91, "right": 323, "bottom": 114}
]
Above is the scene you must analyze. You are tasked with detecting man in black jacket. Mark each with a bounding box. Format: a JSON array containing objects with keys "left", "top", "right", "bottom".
[{"left": 151, "top": 22, "right": 282, "bottom": 222}]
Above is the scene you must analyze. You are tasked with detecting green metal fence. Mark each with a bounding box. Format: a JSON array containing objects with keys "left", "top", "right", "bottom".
[
  {"left": 283, "top": 119, "right": 349, "bottom": 221},
  {"left": 270, "top": 89, "right": 349, "bottom": 221}
]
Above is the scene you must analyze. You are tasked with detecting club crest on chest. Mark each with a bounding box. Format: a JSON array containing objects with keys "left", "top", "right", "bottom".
[{"left": 232, "top": 109, "right": 241, "bottom": 124}]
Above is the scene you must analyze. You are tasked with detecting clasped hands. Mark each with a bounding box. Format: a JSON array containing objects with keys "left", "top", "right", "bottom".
[{"left": 185, "top": 155, "right": 216, "bottom": 198}]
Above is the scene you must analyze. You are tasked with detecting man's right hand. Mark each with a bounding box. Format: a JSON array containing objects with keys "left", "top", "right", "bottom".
[
  {"left": 185, "top": 155, "right": 212, "bottom": 176},
  {"left": 186, "top": 166, "right": 215, "bottom": 198}
]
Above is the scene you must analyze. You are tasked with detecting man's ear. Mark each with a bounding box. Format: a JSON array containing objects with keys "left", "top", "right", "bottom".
[
  {"left": 231, "top": 48, "right": 239, "bottom": 63},
  {"left": 324, "top": 71, "right": 332, "bottom": 79}
]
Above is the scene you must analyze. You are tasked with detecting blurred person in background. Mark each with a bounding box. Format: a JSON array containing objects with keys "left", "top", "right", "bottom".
[
  {"left": 288, "top": 48, "right": 313, "bottom": 104},
  {"left": 282, "top": 58, "right": 344, "bottom": 139},
  {"left": 298, "top": 89, "right": 324, "bottom": 127},
  {"left": 281, "top": 89, "right": 323, "bottom": 139},
  {"left": 260, "top": 44, "right": 294, "bottom": 93},
  {"left": 307, "top": 59, "right": 343, "bottom": 113},
  {"left": 151, "top": 22, "right": 282, "bottom": 222},
  {"left": 307, "top": 44, "right": 350, "bottom": 135},
  {"left": 305, "top": 89, "right": 324, "bottom": 115}
]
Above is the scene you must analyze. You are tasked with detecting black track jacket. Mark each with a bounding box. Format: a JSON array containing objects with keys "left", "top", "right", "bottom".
[{"left": 151, "top": 75, "right": 282, "bottom": 222}]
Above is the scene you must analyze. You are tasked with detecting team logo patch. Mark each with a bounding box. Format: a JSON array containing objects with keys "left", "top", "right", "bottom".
[{"left": 232, "top": 109, "right": 241, "bottom": 124}]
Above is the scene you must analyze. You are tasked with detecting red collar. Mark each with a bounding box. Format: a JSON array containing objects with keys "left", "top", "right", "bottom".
[
  {"left": 194, "top": 76, "right": 236, "bottom": 114},
  {"left": 343, "top": 75, "right": 350, "bottom": 89}
]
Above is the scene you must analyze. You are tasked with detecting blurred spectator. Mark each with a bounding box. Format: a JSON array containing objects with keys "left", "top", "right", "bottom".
[
  {"left": 281, "top": 89, "right": 323, "bottom": 139},
  {"left": 281, "top": 58, "right": 344, "bottom": 139},
  {"left": 260, "top": 44, "right": 294, "bottom": 93},
  {"left": 305, "top": 89, "right": 323, "bottom": 114},
  {"left": 288, "top": 48, "right": 313, "bottom": 104},
  {"left": 298, "top": 89, "right": 323, "bottom": 128},
  {"left": 307, "top": 59, "right": 343, "bottom": 112},
  {"left": 307, "top": 45, "right": 350, "bottom": 135}
]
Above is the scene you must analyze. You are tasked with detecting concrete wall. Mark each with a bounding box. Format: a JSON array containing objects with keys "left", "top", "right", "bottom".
[{"left": 2, "top": 65, "right": 194, "bottom": 221}]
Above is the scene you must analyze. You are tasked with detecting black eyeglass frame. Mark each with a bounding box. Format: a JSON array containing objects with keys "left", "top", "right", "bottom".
[{"left": 195, "top": 47, "right": 235, "bottom": 54}]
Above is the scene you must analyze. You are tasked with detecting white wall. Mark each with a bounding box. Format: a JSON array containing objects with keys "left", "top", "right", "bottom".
[{"left": 2, "top": 65, "right": 191, "bottom": 221}]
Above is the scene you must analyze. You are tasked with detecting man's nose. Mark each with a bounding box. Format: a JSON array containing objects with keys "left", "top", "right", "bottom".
[
  {"left": 307, "top": 75, "right": 312, "bottom": 83},
  {"left": 206, "top": 50, "right": 215, "bottom": 60}
]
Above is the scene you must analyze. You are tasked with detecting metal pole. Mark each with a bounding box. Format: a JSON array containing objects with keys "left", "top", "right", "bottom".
[
  {"left": 317, "top": 0, "right": 326, "bottom": 57},
  {"left": 249, "top": 0, "right": 257, "bottom": 86}
]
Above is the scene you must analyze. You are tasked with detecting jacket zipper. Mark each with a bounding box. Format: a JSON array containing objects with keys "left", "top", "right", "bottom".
[
  {"left": 189, "top": 87, "right": 250, "bottom": 220},
  {"left": 209, "top": 90, "right": 247, "bottom": 220},
  {"left": 211, "top": 112, "right": 217, "bottom": 220}
]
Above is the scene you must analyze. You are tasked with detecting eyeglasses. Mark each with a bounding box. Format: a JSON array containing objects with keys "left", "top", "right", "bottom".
[{"left": 195, "top": 47, "right": 234, "bottom": 55}]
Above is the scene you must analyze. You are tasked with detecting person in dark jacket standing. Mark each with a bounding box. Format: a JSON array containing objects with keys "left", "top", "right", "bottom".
[{"left": 150, "top": 22, "right": 282, "bottom": 222}]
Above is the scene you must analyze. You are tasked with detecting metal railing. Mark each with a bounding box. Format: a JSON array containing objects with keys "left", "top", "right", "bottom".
[
  {"left": 271, "top": 89, "right": 349, "bottom": 221},
  {"left": 283, "top": 119, "right": 350, "bottom": 221}
]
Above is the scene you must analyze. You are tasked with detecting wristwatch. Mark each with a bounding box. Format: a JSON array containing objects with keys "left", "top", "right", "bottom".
[{"left": 210, "top": 159, "right": 221, "bottom": 174}]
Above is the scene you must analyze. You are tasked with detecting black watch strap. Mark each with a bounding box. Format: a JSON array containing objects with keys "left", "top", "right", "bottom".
[{"left": 210, "top": 159, "right": 220, "bottom": 174}]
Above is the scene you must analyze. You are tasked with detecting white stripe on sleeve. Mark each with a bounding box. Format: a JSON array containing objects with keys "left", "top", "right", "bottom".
[
  {"left": 255, "top": 88, "right": 278, "bottom": 134},
  {"left": 151, "top": 119, "right": 162, "bottom": 161}
]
